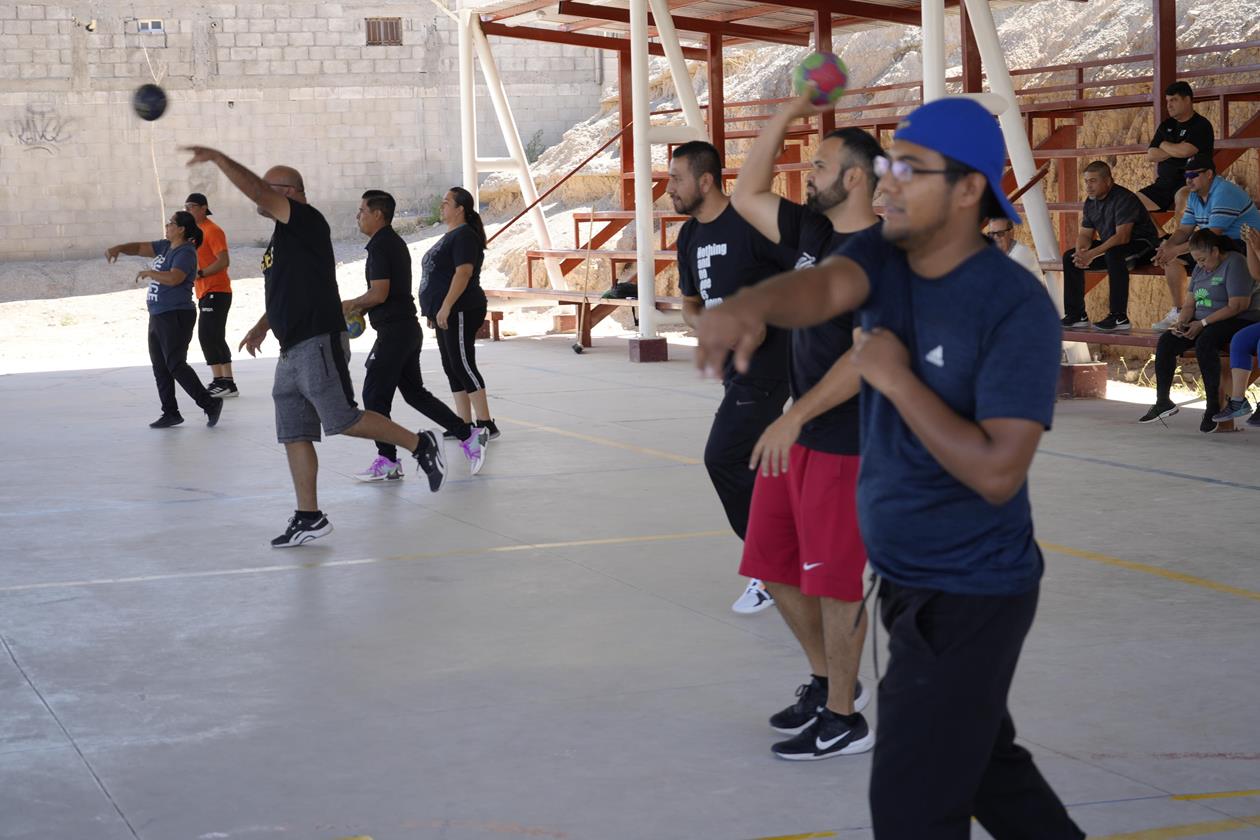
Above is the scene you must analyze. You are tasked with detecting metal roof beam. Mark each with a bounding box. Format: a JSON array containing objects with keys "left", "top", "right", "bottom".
[
  {"left": 557, "top": 0, "right": 812, "bottom": 45},
  {"left": 480, "top": 19, "right": 709, "bottom": 59}
]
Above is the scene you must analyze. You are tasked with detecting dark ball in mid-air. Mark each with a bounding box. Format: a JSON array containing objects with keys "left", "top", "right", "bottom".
[{"left": 132, "top": 83, "right": 167, "bottom": 121}]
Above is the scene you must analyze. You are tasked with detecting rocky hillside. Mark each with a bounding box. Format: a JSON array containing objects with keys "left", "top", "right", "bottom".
[{"left": 478, "top": 0, "right": 1259, "bottom": 314}]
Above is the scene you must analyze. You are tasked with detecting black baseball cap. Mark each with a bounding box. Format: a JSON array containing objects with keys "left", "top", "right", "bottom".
[
  {"left": 1184, "top": 153, "right": 1215, "bottom": 173},
  {"left": 185, "top": 192, "right": 212, "bottom": 214}
]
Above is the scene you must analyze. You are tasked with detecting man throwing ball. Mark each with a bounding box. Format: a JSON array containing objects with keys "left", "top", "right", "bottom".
[
  {"left": 694, "top": 100, "right": 1083, "bottom": 838},
  {"left": 183, "top": 147, "right": 448, "bottom": 548}
]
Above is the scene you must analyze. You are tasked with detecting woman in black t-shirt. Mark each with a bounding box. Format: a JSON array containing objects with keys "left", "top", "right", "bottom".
[{"left": 418, "top": 187, "right": 498, "bottom": 439}]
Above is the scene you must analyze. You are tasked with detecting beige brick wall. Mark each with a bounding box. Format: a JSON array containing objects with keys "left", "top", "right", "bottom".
[{"left": 0, "top": 0, "right": 606, "bottom": 260}]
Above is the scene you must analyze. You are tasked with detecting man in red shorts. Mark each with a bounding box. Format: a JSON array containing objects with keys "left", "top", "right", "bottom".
[{"left": 731, "top": 93, "right": 882, "bottom": 759}]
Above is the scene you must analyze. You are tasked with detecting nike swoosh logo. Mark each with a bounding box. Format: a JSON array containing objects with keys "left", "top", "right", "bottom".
[
  {"left": 816, "top": 730, "right": 850, "bottom": 750},
  {"left": 803, "top": 562, "right": 824, "bottom": 570}
]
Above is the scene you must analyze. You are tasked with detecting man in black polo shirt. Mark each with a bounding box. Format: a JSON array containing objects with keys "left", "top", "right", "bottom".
[
  {"left": 342, "top": 189, "right": 487, "bottom": 482},
  {"left": 182, "top": 147, "right": 448, "bottom": 547},
  {"left": 671, "top": 140, "right": 792, "bottom": 615},
  {"left": 1061, "top": 160, "right": 1162, "bottom": 331},
  {"left": 1140, "top": 81, "right": 1215, "bottom": 215},
  {"left": 731, "top": 94, "right": 884, "bottom": 760}
]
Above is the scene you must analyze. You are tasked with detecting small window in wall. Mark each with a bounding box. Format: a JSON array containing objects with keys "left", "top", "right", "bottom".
[
  {"left": 138, "top": 19, "right": 164, "bottom": 33},
  {"left": 365, "top": 17, "right": 403, "bottom": 46}
]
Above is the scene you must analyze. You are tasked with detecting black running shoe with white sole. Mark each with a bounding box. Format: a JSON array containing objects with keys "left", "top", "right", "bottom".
[
  {"left": 1093, "top": 314, "right": 1131, "bottom": 331},
  {"left": 772, "top": 709, "right": 874, "bottom": 761},
  {"left": 477, "top": 419, "right": 501, "bottom": 441},
  {"left": 149, "top": 413, "right": 184, "bottom": 428},
  {"left": 271, "top": 514, "right": 332, "bottom": 548},
  {"left": 1060, "top": 314, "right": 1089, "bottom": 328},
  {"left": 770, "top": 678, "right": 827, "bottom": 735},
  {"left": 413, "top": 430, "right": 446, "bottom": 492},
  {"left": 1138, "top": 402, "right": 1178, "bottom": 424}
]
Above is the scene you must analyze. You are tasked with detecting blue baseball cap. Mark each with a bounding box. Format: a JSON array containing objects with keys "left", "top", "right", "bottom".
[{"left": 893, "top": 97, "right": 1020, "bottom": 222}]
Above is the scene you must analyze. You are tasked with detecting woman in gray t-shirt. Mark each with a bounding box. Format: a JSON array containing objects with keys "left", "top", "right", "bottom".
[{"left": 1139, "top": 229, "right": 1260, "bottom": 432}]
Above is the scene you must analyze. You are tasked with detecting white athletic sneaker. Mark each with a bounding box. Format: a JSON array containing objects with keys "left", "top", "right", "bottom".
[
  {"left": 1151, "top": 306, "right": 1181, "bottom": 331},
  {"left": 732, "top": 579, "right": 775, "bottom": 614},
  {"left": 460, "top": 426, "right": 489, "bottom": 476},
  {"left": 354, "top": 455, "right": 403, "bottom": 482}
]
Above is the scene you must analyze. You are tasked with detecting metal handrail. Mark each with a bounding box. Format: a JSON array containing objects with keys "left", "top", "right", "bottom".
[
  {"left": 486, "top": 122, "right": 630, "bottom": 246},
  {"left": 1007, "top": 161, "right": 1053, "bottom": 204}
]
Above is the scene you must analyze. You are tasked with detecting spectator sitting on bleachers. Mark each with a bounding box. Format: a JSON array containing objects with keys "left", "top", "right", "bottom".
[
  {"left": 987, "top": 217, "right": 1045, "bottom": 284},
  {"left": 1211, "top": 224, "right": 1260, "bottom": 426},
  {"left": 1139, "top": 229, "right": 1260, "bottom": 433},
  {"left": 1060, "top": 161, "right": 1162, "bottom": 331},
  {"left": 1139, "top": 81, "right": 1213, "bottom": 219},
  {"left": 1152, "top": 154, "right": 1260, "bottom": 330}
]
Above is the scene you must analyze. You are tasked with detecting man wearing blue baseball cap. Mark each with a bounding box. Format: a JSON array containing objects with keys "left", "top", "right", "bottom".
[{"left": 695, "top": 98, "right": 1082, "bottom": 838}]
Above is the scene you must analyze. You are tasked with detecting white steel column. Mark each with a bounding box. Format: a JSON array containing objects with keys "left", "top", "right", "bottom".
[
  {"left": 920, "top": 0, "right": 947, "bottom": 101},
  {"left": 961, "top": 0, "right": 1060, "bottom": 304},
  {"left": 629, "top": 0, "right": 658, "bottom": 338},
  {"left": 646, "top": 0, "right": 706, "bottom": 138},
  {"left": 470, "top": 16, "right": 564, "bottom": 288},
  {"left": 458, "top": 9, "right": 477, "bottom": 201}
]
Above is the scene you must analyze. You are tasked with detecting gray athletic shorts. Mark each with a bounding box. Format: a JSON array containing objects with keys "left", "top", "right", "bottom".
[{"left": 272, "top": 331, "right": 363, "bottom": 443}]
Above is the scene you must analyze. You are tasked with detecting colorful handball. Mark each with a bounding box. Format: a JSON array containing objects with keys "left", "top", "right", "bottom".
[
  {"left": 346, "top": 311, "right": 366, "bottom": 339},
  {"left": 132, "top": 83, "right": 168, "bottom": 121},
  {"left": 793, "top": 52, "right": 848, "bottom": 106}
]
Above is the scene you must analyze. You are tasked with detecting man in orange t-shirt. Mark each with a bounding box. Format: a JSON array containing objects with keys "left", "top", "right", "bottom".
[{"left": 185, "top": 193, "right": 237, "bottom": 397}]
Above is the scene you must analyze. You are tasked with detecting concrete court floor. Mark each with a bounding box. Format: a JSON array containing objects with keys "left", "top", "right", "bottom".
[{"left": 1, "top": 332, "right": 1258, "bottom": 840}]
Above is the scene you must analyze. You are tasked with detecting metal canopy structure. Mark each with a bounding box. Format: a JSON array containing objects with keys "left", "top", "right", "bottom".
[{"left": 454, "top": 0, "right": 1079, "bottom": 349}]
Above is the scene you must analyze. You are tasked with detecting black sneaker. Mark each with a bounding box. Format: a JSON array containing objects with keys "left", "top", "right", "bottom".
[
  {"left": 1060, "top": 314, "right": 1089, "bottom": 328},
  {"left": 1093, "top": 314, "right": 1131, "bottom": 331},
  {"left": 1138, "top": 402, "right": 1178, "bottom": 424},
  {"left": 477, "top": 419, "right": 501, "bottom": 441},
  {"left": 208, "top": 380, "right": 239, "bottom": 399},
  {"left": 769, "top": 678, "right": 827, "bottom": 735},
  {"left": 149, "top": 413, "right": 184, "bottom": 428},
  {"left": 1200, "top": 411, "right": 1219, "bottom": 434},
  {"left": 270, "top": 514, "right": 332, "bottom": 548},
  {"left": 1248, "top": 405, "right": 1260, "bottom": 427},
  {"left": 771, "top": 709, "right": 875, "bottom": 761},
  {"left": 443, "top": 429, "right": 462, "bottom": 440},
  {"left": 413, "top": 430, "right": 446, "bottom": 492},
  {"left": 205, "top": 396, "right": 224, "bottom": 428}
]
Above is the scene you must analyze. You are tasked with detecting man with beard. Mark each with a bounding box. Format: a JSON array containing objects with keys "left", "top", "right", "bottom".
[
  {"left": 730, "top": 94, "right": 882, "bottom": 760},
  {"left": 670, "top": 140, "right": 792, "bottom": 615},
  {"left": 181, "top": 148, "right": 449, "bottom": 547},
  {"left": 693, "top": 99, "right": 1082, "bottom": 838}
]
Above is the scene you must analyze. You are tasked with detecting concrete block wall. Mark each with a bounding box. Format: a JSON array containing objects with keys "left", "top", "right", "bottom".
[{"left": 0, "top": 0, "right": 606, "bottom": 260}]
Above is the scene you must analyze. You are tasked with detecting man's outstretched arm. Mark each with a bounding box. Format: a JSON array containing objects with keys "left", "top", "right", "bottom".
[{"left": 182, "top": 147, "right": 291, "bottom": 224}]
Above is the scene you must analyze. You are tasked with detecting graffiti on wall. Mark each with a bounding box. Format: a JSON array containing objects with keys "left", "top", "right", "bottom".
[{"left": 9, "top": 105, "right": 77, "bottom": 153}]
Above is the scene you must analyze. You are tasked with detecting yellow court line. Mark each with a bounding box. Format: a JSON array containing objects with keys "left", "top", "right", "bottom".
[
  {"left": 1094, "top": 813, "right": 1260, "bottom": 840},
  {"left": 1173, "top": 789, "right": 1260, "bottom": 802},
  {"left": 499, "top": 415, "right": 703, "bottom": 465},
  {"left": 0, "top": 530, "right": 729, "bottom": 594},
  {"left": 1039, "top": 542, "right": 1260, "bottom": 605}
]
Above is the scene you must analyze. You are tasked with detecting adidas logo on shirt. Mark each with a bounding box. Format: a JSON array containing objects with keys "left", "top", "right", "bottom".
[{"left": 925, "top": 345, "right": 945, "bottom": 367}]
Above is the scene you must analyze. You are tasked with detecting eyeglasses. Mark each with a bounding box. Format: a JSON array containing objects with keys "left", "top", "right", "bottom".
[
  {"left": 874, "top": 155, "right": 954, "bottom": 184},
  {"left": 1184, "top": 170, "right": 1204, "bottom": 180},
  {"left": 989, "top": 227, "right": 1014, "bottom": 236}
]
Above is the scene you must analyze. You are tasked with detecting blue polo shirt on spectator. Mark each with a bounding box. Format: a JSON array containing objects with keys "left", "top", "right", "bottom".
[{"left": 1181, "top": 175, "right": 1260, "bottom": 241}]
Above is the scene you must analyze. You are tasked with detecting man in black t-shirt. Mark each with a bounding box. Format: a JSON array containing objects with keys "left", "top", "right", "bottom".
[
  {"left": 1061, "top": 160, "right": 1163, "bottom": 331},
  {"left": 341, "top": 190, "right": 487, "bottom": 482},
  {"left": 730, "top": 94, "right": 883, "bottom": 761},
  {"left": 1140, "top": 81, "right": 1215, "bottom": 215},
  {"left": 671, "top": 140, "right": 792, "bottom": 615},
  {"left": 183, "top": 147, "right": 449, "bottom": 547}
]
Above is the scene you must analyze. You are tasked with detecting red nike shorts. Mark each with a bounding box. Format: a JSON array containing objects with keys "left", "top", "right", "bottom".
[{"left": 740, "top": 444, "right": 866, "bottom": 602}]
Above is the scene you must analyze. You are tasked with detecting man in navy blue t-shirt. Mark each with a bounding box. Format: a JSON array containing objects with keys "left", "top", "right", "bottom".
[
  {"left": 731, "top": 92, "right": 884, "bottom": 762},
  {"left": 695, "top": 99, "right": 1083, "bottom": 838}
]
